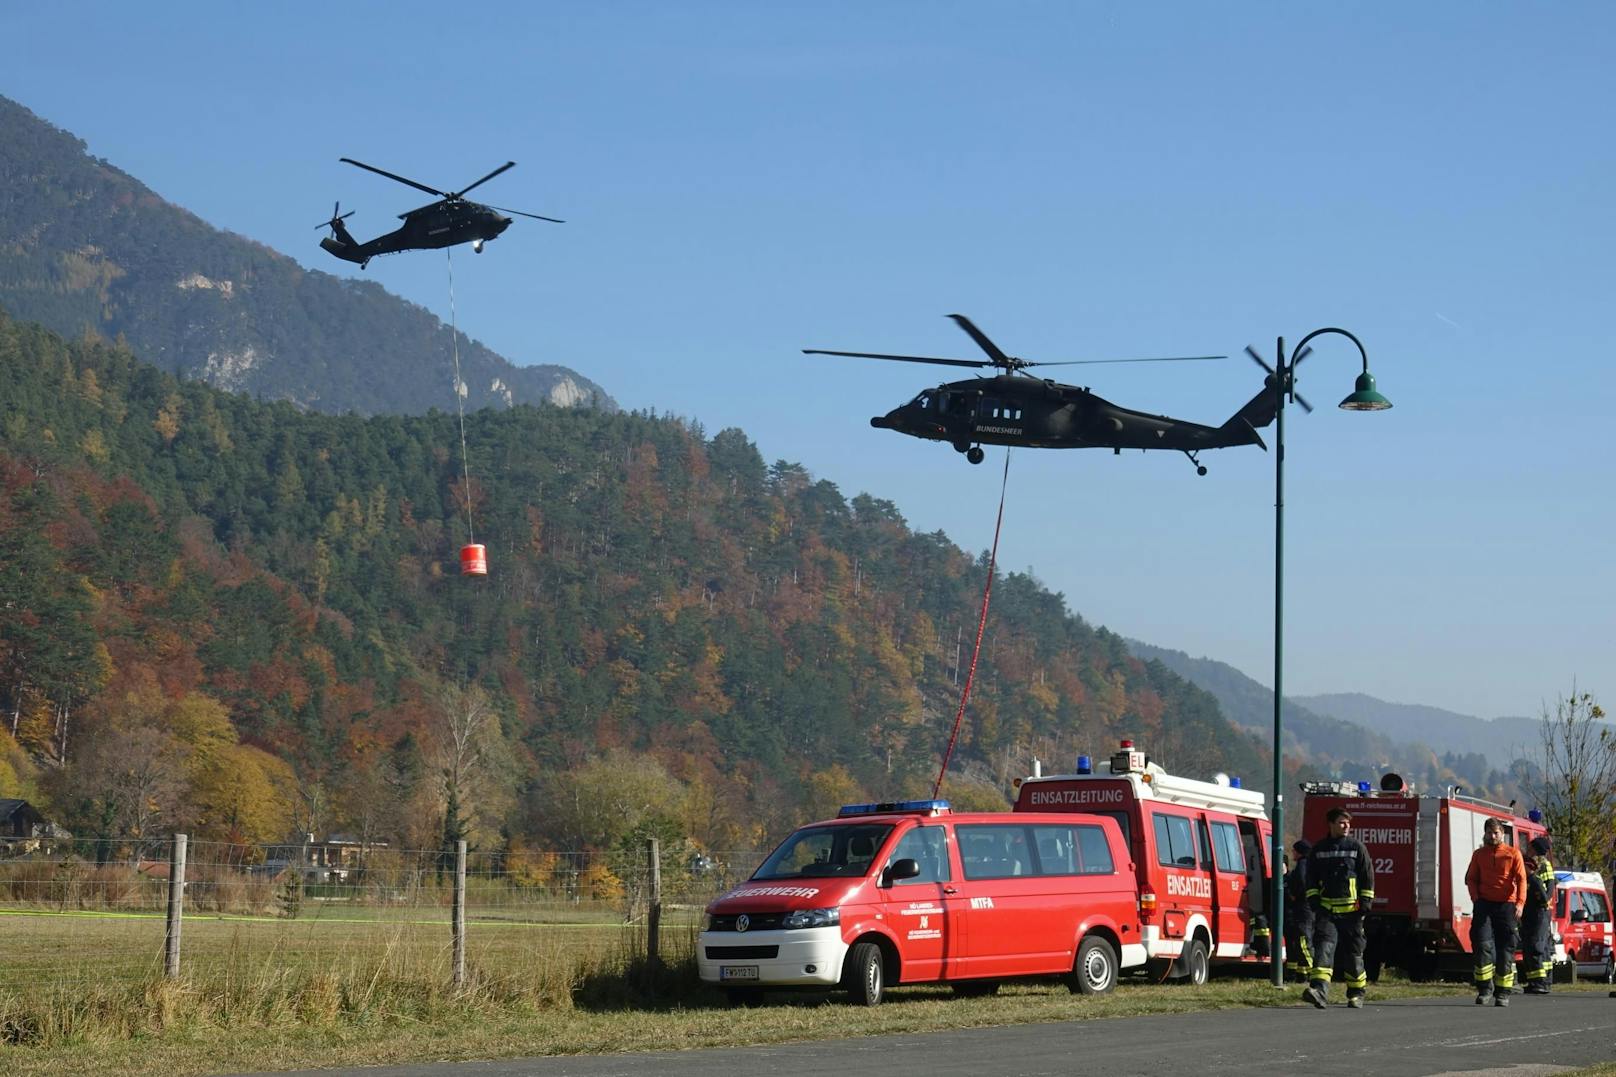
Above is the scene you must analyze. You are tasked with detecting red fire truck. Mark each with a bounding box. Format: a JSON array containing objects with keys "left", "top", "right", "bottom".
[
  {"left": 1300, "top": 775, "right": 1550, "bottom": 980},
  {"left": 1013, "top": 741, "right": 1275, "bottom": 984}
]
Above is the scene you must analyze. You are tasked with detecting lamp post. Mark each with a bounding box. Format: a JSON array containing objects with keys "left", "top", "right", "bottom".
[{"left": 1262, "top": 328, "right": 1391, "bottom": 989}]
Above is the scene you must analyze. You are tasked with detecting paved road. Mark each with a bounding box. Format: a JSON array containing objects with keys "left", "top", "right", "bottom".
[{"left": 238, "top": 993, "right": 1614, "bottom": 1077}]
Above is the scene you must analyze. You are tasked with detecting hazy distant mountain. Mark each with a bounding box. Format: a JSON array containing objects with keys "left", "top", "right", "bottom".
[
  {"left": 0, "top": 95, "right": 613, "bottom": 415},
  {"left": 1126, "top": 640, "right": 1406, "bottom": 765},
  {"left": 1295, "top": 693, "right": 1541, "bottom": 772}
]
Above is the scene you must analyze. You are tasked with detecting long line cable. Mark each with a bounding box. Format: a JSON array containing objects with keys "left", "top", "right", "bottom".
[
  {"left": 931, "top": 447, "right": 1012, "bottom": 799},
  {"left": 446, "top": 248, "right": 474, "bottom": 544}
]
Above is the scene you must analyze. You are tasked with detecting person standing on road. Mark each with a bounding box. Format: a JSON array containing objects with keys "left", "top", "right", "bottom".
[
  {"left": 1465, "top": 816, "right": 1527, "bottom": 1007},
  {"left": 1285, "top": 839, "right": 1315, "bottom": 984},
  {"left": 1520, "top": 835, "right": 1557, "bottom": 994},
  {"left": 1302, "top": 808, "right": 1375, "bottom": 1010}
]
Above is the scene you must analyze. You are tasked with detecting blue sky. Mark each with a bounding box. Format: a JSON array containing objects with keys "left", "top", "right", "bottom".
[{"left": 5, "top": 2, "right": 1611, "bottom": 721}]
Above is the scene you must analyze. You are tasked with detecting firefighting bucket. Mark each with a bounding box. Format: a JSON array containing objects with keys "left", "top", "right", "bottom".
[{"left": 459, "top": 543, "right": 488, "bottom": 577}]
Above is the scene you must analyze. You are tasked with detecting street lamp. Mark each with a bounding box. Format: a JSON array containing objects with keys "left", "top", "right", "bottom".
[{"left": 1259, "top": 328, "right": 1391, "bottom": 990}]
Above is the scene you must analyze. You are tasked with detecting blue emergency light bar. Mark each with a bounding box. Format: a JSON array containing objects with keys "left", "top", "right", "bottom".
[{"left": 837, "top": 799, "right": 952, "bottom": 818}]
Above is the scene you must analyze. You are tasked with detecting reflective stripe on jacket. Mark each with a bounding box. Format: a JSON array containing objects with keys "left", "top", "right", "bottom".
[
  {"left": 1305, "top": 835, "right": 1375, "bottom": 914},
  {"left": 1525, "top": 857, "right": 1555, "bottom": 911}
]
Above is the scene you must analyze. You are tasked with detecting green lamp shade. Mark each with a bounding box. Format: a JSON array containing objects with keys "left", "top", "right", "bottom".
[{"left": 1339, "top": 370, "right": 1392, "bottom": 411}]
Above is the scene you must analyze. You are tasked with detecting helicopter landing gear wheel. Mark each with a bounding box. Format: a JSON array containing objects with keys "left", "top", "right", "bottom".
[
  {"left": 1183, "top": 450, "right": 1206, "bottom": 476},
  {"left": 952, "top": 437, "right": 971, "bottom": 454},
  {"left": 1197, "top": 465, "right": 1207, "bottom": 476},
  {"left": 966, "top": 446, "right": 985, "bottom": 465}
]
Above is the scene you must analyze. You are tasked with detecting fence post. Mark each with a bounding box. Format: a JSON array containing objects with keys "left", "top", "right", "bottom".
[
  {"left": 646, "top": 837, "right": 662, "bottom": 974},
  {"left": 164, "top": 832, "right": 187, "bottom": 980},
  {"left": 452, "top": 839, "right": 467, "bottom": 986}
]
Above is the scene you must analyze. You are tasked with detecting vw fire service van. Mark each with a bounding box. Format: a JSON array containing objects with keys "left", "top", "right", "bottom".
[
  {"left": 696, "top": 799, "right": 1143, "bottom": 1005},
  {"left": 1013, "top": 741, "right": 1275, "bottom": 983},
  {"left": 1554, "top": 870, "right": 1614, "bottom": 983},
  {"left": 1301, "top": 774, "right": 1550, "bottom": 980}
]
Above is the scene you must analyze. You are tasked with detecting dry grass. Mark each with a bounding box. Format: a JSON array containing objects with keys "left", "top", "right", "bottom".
[{"left": 3, "top": 911, "right": 1611, "bottom": 1077}]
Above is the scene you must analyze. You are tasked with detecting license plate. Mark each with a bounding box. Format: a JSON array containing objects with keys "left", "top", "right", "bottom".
[{"left": 720, "top": 965, "right": 759, "bottom": 981}]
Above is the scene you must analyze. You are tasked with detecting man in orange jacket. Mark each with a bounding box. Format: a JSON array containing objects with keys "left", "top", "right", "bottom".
[{"left": 1465, "top": 816, "right": 1527, "bottom": 1006}]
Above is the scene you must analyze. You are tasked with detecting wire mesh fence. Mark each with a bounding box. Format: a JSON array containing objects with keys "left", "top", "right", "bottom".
[{"left": 0, "top": 835, "right": 767, "bottom": 992}]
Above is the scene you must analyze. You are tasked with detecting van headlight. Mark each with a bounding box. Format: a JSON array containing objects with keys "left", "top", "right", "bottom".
[
  {"left": 782, "top": 907, "right": 840, "bottom": 929},
  {"left": 701, "top": 911, "right": 715, "bottom": 932}
]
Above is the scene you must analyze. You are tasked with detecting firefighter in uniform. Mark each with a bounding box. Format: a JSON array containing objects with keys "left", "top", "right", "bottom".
[
  {"left": 1521, "top": 835, "right": 1557, "bottom": 994},
  {"left": 1284, "top": 839, "right": 1315, "bottom": 983},
  {"left": 1465, "top": 816, "right": 1527, "bottom": 1006},
  {"left": 1302, "top": 807, "right": 1375, "bottom": 1010}
]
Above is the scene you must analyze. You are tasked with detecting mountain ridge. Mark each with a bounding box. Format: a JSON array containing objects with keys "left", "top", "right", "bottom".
[{"left": 0, "top": 95, "right": 614, "bottom": 416}]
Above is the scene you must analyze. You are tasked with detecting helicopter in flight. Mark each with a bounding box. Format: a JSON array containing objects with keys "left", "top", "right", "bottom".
[
  {"left": 317, "top": 158, "right": 563, "bottom": 269},
  {"left": 804, "top": 315, "right": 1284, "bottom": 473}
]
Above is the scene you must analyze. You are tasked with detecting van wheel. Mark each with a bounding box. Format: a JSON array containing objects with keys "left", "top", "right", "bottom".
[
  {"left": 1070, "top": 936, "right": 1118, "bottom": 995},
  {"left": 843, "top": 941, "right": 885, "bottom": 1006},
  {"left": 1180, "top": 937, "right": 1210, "bottom": 986},
  {"left": 952, "top": 980, "right": 999, "bottom": 997}
]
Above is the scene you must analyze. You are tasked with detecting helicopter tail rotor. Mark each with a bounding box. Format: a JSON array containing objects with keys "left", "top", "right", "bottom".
[
  {"left": 1245, "top": 343, "right": 1314, "bottom": 412},
  {"left": 316, "top": 202, "right": 356, "bottom": 235}
]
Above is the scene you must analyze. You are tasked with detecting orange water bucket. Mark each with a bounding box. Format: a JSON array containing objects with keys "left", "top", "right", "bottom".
[{"left": 459, "top": 543, "right": 488, "bottom": 577}]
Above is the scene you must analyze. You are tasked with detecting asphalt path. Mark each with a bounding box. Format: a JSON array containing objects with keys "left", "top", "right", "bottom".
[{"left": 236, "top": 993, "right": 1615, "bottom": 1077}]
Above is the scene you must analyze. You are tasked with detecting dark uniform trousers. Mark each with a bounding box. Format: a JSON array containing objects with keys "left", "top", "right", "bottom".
[
  {"left": 1309, "top": 910, "right": 1367, "bottom": 997},
  {"left": 1471, "top": 898, "right": 1519, "bottom": 992},
  {"left": 1284, "top": 904, "right": 1314, "bottom": 981},
  {"left": 1521, "top": 859, "right": 1556, "bottom": 986}
]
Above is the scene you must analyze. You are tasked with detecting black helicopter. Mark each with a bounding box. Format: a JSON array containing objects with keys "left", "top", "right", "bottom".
[
  {"left": 317, "top": 158, "right": 563, "bottom": 269},
  {"left": 804, "top": 315, "right": 1283, "bottom": 473}
]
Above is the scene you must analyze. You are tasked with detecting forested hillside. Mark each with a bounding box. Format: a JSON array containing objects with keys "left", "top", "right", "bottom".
[
  {"left": 0, "top": 312, "right": 1266, "bottom": 859},
  {"left": 0, "top": 95, "right": 612, "bottom": 415}
]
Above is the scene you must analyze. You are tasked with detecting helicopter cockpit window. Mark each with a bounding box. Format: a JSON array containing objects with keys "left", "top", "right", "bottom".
[
  {"left": 913, "top": 392, "right": 932, "bottom": 410},
  {"left": 942, "top": 393, "right": 971, "bottom": 416}
]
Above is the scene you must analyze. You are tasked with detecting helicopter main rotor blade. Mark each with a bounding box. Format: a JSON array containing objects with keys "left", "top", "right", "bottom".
[
  {"left": 340, "top": 158, "right": 446, "bottom": 198},
  {"left": 1022, "top": 354, "right": 1225, "bottom": 366},
  {"left": 947, "top": 314, "right": 1017, "bottom": 368},
  {"left": 802, "top": 349, "right": 989, "bottom": 369},
  {"left": 488, "top": 205, "right": 566, "bottom": 223},
  {"left": 455, "top": 161, "right": 516, "bottom": 199}
]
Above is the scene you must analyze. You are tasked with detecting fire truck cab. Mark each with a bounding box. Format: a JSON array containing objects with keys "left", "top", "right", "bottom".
[
  {"left": 1013, "top": 741, "right": 1274, "bottom": 984},
  {"left": 1300, "top": 775, "right": 1550, "bottom": 981}
]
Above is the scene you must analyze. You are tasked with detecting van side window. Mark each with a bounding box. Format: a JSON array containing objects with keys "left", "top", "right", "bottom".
[
  {"left": 1196, "top": 819, "right": 1214, "bottom": 870},
  {"left": 1211, "top": 821, "right": 1246, "bottom": 873},
  {"left": 1556, "top": 889, "right": 1568, "bottom": 917},
  {"left": 1583, "top": 890, "right": 1611, "bottom": 923},
  {"left": 889, "top": 824, "right": 951, "bottom": 885},
  {"left": 1152, "top": 812, "right": 1196, "bottom": 867},
  {"left": 1020, "top": 824, "right": 1116, "bottom": 876},
  {"left": 1072, "top": 824, "right": 1116, "bottom": 875},
  {"left": 958, "top": 824, "right": 1032, "bottom": 879}
]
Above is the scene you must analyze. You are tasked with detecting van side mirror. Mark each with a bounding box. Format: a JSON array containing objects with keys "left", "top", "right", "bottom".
[{"left": 882, "top": 858, "right": 921, "bottom": 887}]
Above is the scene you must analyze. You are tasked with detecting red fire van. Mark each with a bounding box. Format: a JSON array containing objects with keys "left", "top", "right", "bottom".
[
  {"left": 696, "top": 799, "right": 1143, "bottom": 1005},
  {"left": 1554, "top": 870, "right": 1614, "bottom": 983},
  {"left": 1013, "top": 741, "right": 1275, "bottom": 984}
]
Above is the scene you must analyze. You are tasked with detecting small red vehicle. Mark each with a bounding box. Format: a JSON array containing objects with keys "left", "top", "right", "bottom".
[
  {"left": 696, "top": 800, "right": 1143, "bottom": 1005},
  {"left": 1013, "top": 741, "right": 1276, "bottom": 983},
  {"left": 1553, "top": 870, "right": 1614, "bottom": 983}
]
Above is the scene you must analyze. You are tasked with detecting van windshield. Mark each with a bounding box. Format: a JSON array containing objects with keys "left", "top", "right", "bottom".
[{"left": 753, "top": 823, "right": 894, "bottom": 880}]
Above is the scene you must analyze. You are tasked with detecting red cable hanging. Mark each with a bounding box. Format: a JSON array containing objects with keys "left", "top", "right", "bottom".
[{"left": 932, "top": 448, "right": 1012, "bottom": 799}]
